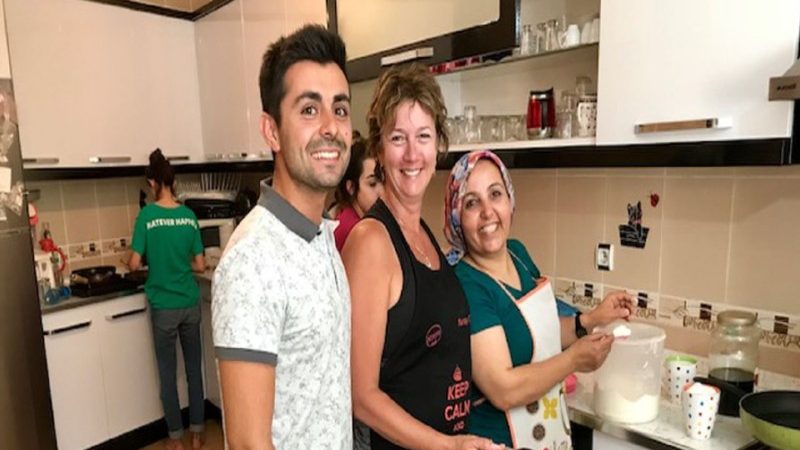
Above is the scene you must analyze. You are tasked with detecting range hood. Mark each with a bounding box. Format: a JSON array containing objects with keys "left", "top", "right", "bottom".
[{"left": 769, "top": 58, "right": 800, "bottom": 100}]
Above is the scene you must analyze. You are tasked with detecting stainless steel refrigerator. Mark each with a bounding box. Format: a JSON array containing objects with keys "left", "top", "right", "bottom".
[{"left": 0, "top": 77, "right": 57, "bottom": 449}]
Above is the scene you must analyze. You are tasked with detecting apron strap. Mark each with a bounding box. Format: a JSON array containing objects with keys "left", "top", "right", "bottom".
[{"left": 481, "top": 249, "right": 539, "bottom": 303}]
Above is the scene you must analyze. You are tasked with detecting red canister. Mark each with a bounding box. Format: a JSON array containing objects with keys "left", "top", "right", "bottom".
[{"left": 527, "top": 88, "right": 556, "bottom": 139}]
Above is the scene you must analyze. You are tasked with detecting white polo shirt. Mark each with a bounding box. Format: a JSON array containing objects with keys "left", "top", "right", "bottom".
[{"left": 212, "top": 181, "right": 352, "bottom": 449}]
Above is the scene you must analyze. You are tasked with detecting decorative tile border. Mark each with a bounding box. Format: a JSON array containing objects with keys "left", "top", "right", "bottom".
[
  {"left": 554, "top": 277, "right": 601, "bottom": 311},
  {"left": 552, "top": 277, "right": 800, "bottom": 353},
  {"left": 101, "top": 237, "right": 130, "bottom": 256},
  {"left": 65, "top": 236, "right": 131, "bottom": 263}
]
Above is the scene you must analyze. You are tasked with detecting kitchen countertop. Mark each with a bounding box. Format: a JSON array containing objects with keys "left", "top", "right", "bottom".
[
  {"left": 40, "top": 287, "right": 144, "bottom": 315},
  {"left": 567, "top": 372, "right": 757, "bottom": 450},
  {"left": 40, "top": 270, "right": 215, "bottom": 315}
]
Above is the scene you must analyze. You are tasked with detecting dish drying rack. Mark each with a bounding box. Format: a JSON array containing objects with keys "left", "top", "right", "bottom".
[{"left": 177, "top": 173, "right": 241, "bottom": 202}]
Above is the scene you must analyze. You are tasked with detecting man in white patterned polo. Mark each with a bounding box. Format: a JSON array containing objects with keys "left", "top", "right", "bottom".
[{"left": 211, "top": 24, "right": 353, "bottom": 450}]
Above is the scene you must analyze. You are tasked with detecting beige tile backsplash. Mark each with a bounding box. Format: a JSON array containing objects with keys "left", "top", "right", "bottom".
[
  {"left": 29, "top": 177, "right": 146, "bottom": 273},
  {"left": 26, "top": 164, "right": 800, "bottom": 375},
  {"left": 421, "top": 163, "right": 800, "bottom": 377},
  {"left": 728, "top": 177, "right": 800, "bottom": 314},
  {"left": 555, "top": 176, "right": 606, "bottom": 284},
  {"left": 423, "top": 163, "right": 800, "bottom": 314},
  {"left": 660, "top": 177, "right": 733, "bottom": 303},
  {"left": 511, "top": 169, "right": 557, "bottom": 276}
]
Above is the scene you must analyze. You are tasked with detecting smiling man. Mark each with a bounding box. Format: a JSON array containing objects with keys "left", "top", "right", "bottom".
[{"left": 211, "top": 25, "right": 353, "bottom": 450}]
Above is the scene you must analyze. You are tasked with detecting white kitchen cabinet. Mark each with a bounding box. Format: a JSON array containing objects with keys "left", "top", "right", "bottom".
[
  {"left": 196, "top": 0, "right": 326, "bottom": 161},
  {"left": 96, "top": 294, "right": 163, "bottom": 439},
  {"left": 42, "top": 303, "right": 109, "bottom": 450},
  {"left": 41, "top": 292, "right": 202, "bottom": 448},
  {"left": 195, "top": 0, "right": 250, "bottom": 159},
  {"left": 0, "top": 0, "right": 11, "bottom": 78},
  {"left": 240, "top": 0, "right": 286, "bottom": 157},
  {"left": 5, "top": 0, "right": 204, "bottom": 168},
  {"left": 596, "top": 0, "right": 800, "bottom": 145}
]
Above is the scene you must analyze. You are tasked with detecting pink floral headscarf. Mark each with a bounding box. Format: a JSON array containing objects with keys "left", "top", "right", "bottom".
[{"left": 443, "top": 150, "right": 515, "bottom": 265}]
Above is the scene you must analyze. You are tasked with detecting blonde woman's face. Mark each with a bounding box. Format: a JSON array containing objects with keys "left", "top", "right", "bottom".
[{"left": 379, "top": 101, "right": 438, "bottom": 203}]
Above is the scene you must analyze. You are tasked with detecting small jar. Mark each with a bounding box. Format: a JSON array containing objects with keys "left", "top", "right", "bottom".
[{"left": 708, "top": 310, "right": 760, "bottom": 415}]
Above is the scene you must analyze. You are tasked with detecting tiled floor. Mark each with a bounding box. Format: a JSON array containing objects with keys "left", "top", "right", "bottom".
[{"left": 139, "top": 420, "right": 224, "bottom": 450}]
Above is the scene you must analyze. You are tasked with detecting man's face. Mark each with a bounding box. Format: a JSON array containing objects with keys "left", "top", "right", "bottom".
[{"left": 267, "top": 61, "right": 352, "bottom": 192}]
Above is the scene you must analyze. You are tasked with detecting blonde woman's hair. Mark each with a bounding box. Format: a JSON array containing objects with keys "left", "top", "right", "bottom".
[{"left": 366, "top": 64, "right": 449, "bottom": 159}]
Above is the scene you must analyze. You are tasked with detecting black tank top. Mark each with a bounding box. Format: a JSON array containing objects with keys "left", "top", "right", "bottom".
[{"left": 365, "top": 199, "right": 472, "bottom": 450}]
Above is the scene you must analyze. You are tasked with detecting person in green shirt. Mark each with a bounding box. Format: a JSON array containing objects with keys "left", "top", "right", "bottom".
[
  {"left": 443, "top": 150, "right": 635, "bottom": 449},
  {"left": 128, "top": 149, "right": 206, "bottom": 450}
]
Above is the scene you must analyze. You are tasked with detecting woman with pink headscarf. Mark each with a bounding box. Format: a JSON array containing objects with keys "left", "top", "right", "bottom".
[{"left": 444, "top": 150, "right": 634, "bottom": 450}]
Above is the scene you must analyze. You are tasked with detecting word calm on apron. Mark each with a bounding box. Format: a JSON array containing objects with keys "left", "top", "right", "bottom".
[{"left": 491, "top": 254, "right": 572, "bottom": 450}]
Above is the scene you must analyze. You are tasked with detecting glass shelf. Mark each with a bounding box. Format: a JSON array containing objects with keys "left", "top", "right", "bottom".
[{"left": 434, "top": 42, "right": 599, "bottom": 77}]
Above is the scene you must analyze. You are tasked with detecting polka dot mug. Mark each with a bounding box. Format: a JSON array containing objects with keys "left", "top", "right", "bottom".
[
  {"left": 665, "top": 354, "right": 697, "bottom": 403},
  {"left": 681, "top": 381, "right": 721, "bottom": 440}
]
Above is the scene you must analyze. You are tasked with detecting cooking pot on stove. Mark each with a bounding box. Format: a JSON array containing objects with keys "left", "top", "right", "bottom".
[
  {"left": 124, "top": 269, "right": 148, "bottom": 285},
  {"left": 70, "top": 265, "right": 116, "bottom": 284}
]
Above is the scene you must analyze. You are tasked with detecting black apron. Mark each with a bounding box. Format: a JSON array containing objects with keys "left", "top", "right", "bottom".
[{"left": 365, "top": 199, "right": 472, "bottom": 450}]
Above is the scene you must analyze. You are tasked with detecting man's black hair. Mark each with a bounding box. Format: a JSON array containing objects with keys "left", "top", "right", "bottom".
[{"left": 259, "top": 24, "right": 347, "bottom": 125}]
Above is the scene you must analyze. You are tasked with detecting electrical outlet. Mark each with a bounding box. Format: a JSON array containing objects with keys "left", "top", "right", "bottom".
[{"left": 596, "top": 243, "right": 613, "bottom": 271}]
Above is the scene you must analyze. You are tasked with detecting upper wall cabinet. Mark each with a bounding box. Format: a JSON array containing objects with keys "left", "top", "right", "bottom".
[
  {"left": 195, "top": 0, "right": 325, "bottom": 160},
  {"left": 329, "top": 0, "right": 520, "bottom": 82},
  {"left": 596, "top": 0, "right": 800, "bottom": 146},
  {"left": 0, "top": 1, "right": 11, "bottom": 78},
  {"left": 195, "top": 0, "right": 250, "bottom": 159},
  {"left": 5, "top": 0, "right": 205, "bottom": 168}
]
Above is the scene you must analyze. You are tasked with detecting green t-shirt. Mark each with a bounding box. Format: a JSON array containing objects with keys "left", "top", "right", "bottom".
[
  {"left": 454, "top": 239, "right": 575, "bottom": 447},
  {"left": 131, "top": 204, "right": 203, "bottom": 310}
]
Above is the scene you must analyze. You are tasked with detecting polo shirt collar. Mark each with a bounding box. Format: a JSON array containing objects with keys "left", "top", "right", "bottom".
[{"left": 257, "top": 180, "right": 319, "bottom": 242}]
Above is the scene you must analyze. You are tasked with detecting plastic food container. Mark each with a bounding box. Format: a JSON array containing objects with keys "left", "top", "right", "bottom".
[{"left": 593, "top": 321, "right": 666, "bottom": 424}]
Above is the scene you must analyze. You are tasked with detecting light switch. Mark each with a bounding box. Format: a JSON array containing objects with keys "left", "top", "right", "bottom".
[{"left": 596, "top": 243, "right": 613, "bottom": 271}]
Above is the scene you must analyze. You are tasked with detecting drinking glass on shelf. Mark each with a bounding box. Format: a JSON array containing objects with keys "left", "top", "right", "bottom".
[
  {"left": 454, "top": 116, "right": 466, "bottom": 145},
  {"left": 535, "top": 23, "right": 547, "bottom": 54},
  {"left": 445, "top": 117, "right": 460, "bottom": 145},
  {"left": 520, "top": 24, "right": 533, "bottom": 55},
  {"left": 556, "top": 110, "right": 574, "bottom": 139},
  {"left": 544, "top": 19, "right": 560, "bottom": 52},
  {"left": 463, "top": 106, "right": 480, "bottom": 144},
  {"left": 561, "top": 91, "right": 578, "bottom": 113},
  {"left": 516, "top": 114, "right": 528, "bottom": 140},
  {"left": 480, "top": 116, "right": 501, "bottom": 143},
  {"left": 575, "top": 75, "right": 593, "bottom": 97},
  {"left": 590, "top": 16, "right": 600, "bottom": 43},
  {"left": 501, "top": 115, "right": 521, "bottom": 141},
  {"left": 491, "top": 116, "right": 502, "bottom": 142}
]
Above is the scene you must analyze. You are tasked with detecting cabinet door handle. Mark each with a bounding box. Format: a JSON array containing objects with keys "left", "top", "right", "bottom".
[
  {"left": 381, "top": 47, "right": 434, "bottom": 67},
  {"left": 43, "top": 320, "right": 92, "bottom": 336},
  {"left": 634, "top": 117, "right": 732, "bottom": 134},
  {"left": 88, "top": 156, "right": 132, "bottom": 164},
  {"left": 22, "top": 157, "right": 59, "bottom": 165},
  {"left": 106, "top": 307, "right": 148, "bottom": 321},
  {"left": 166, "top": 155, "right": 190, "bottom": 162}
]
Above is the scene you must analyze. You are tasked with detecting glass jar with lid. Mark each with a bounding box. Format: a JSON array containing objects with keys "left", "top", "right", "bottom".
[{"left": 707, "top": 310, "right": 760, "bottom": 416}]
